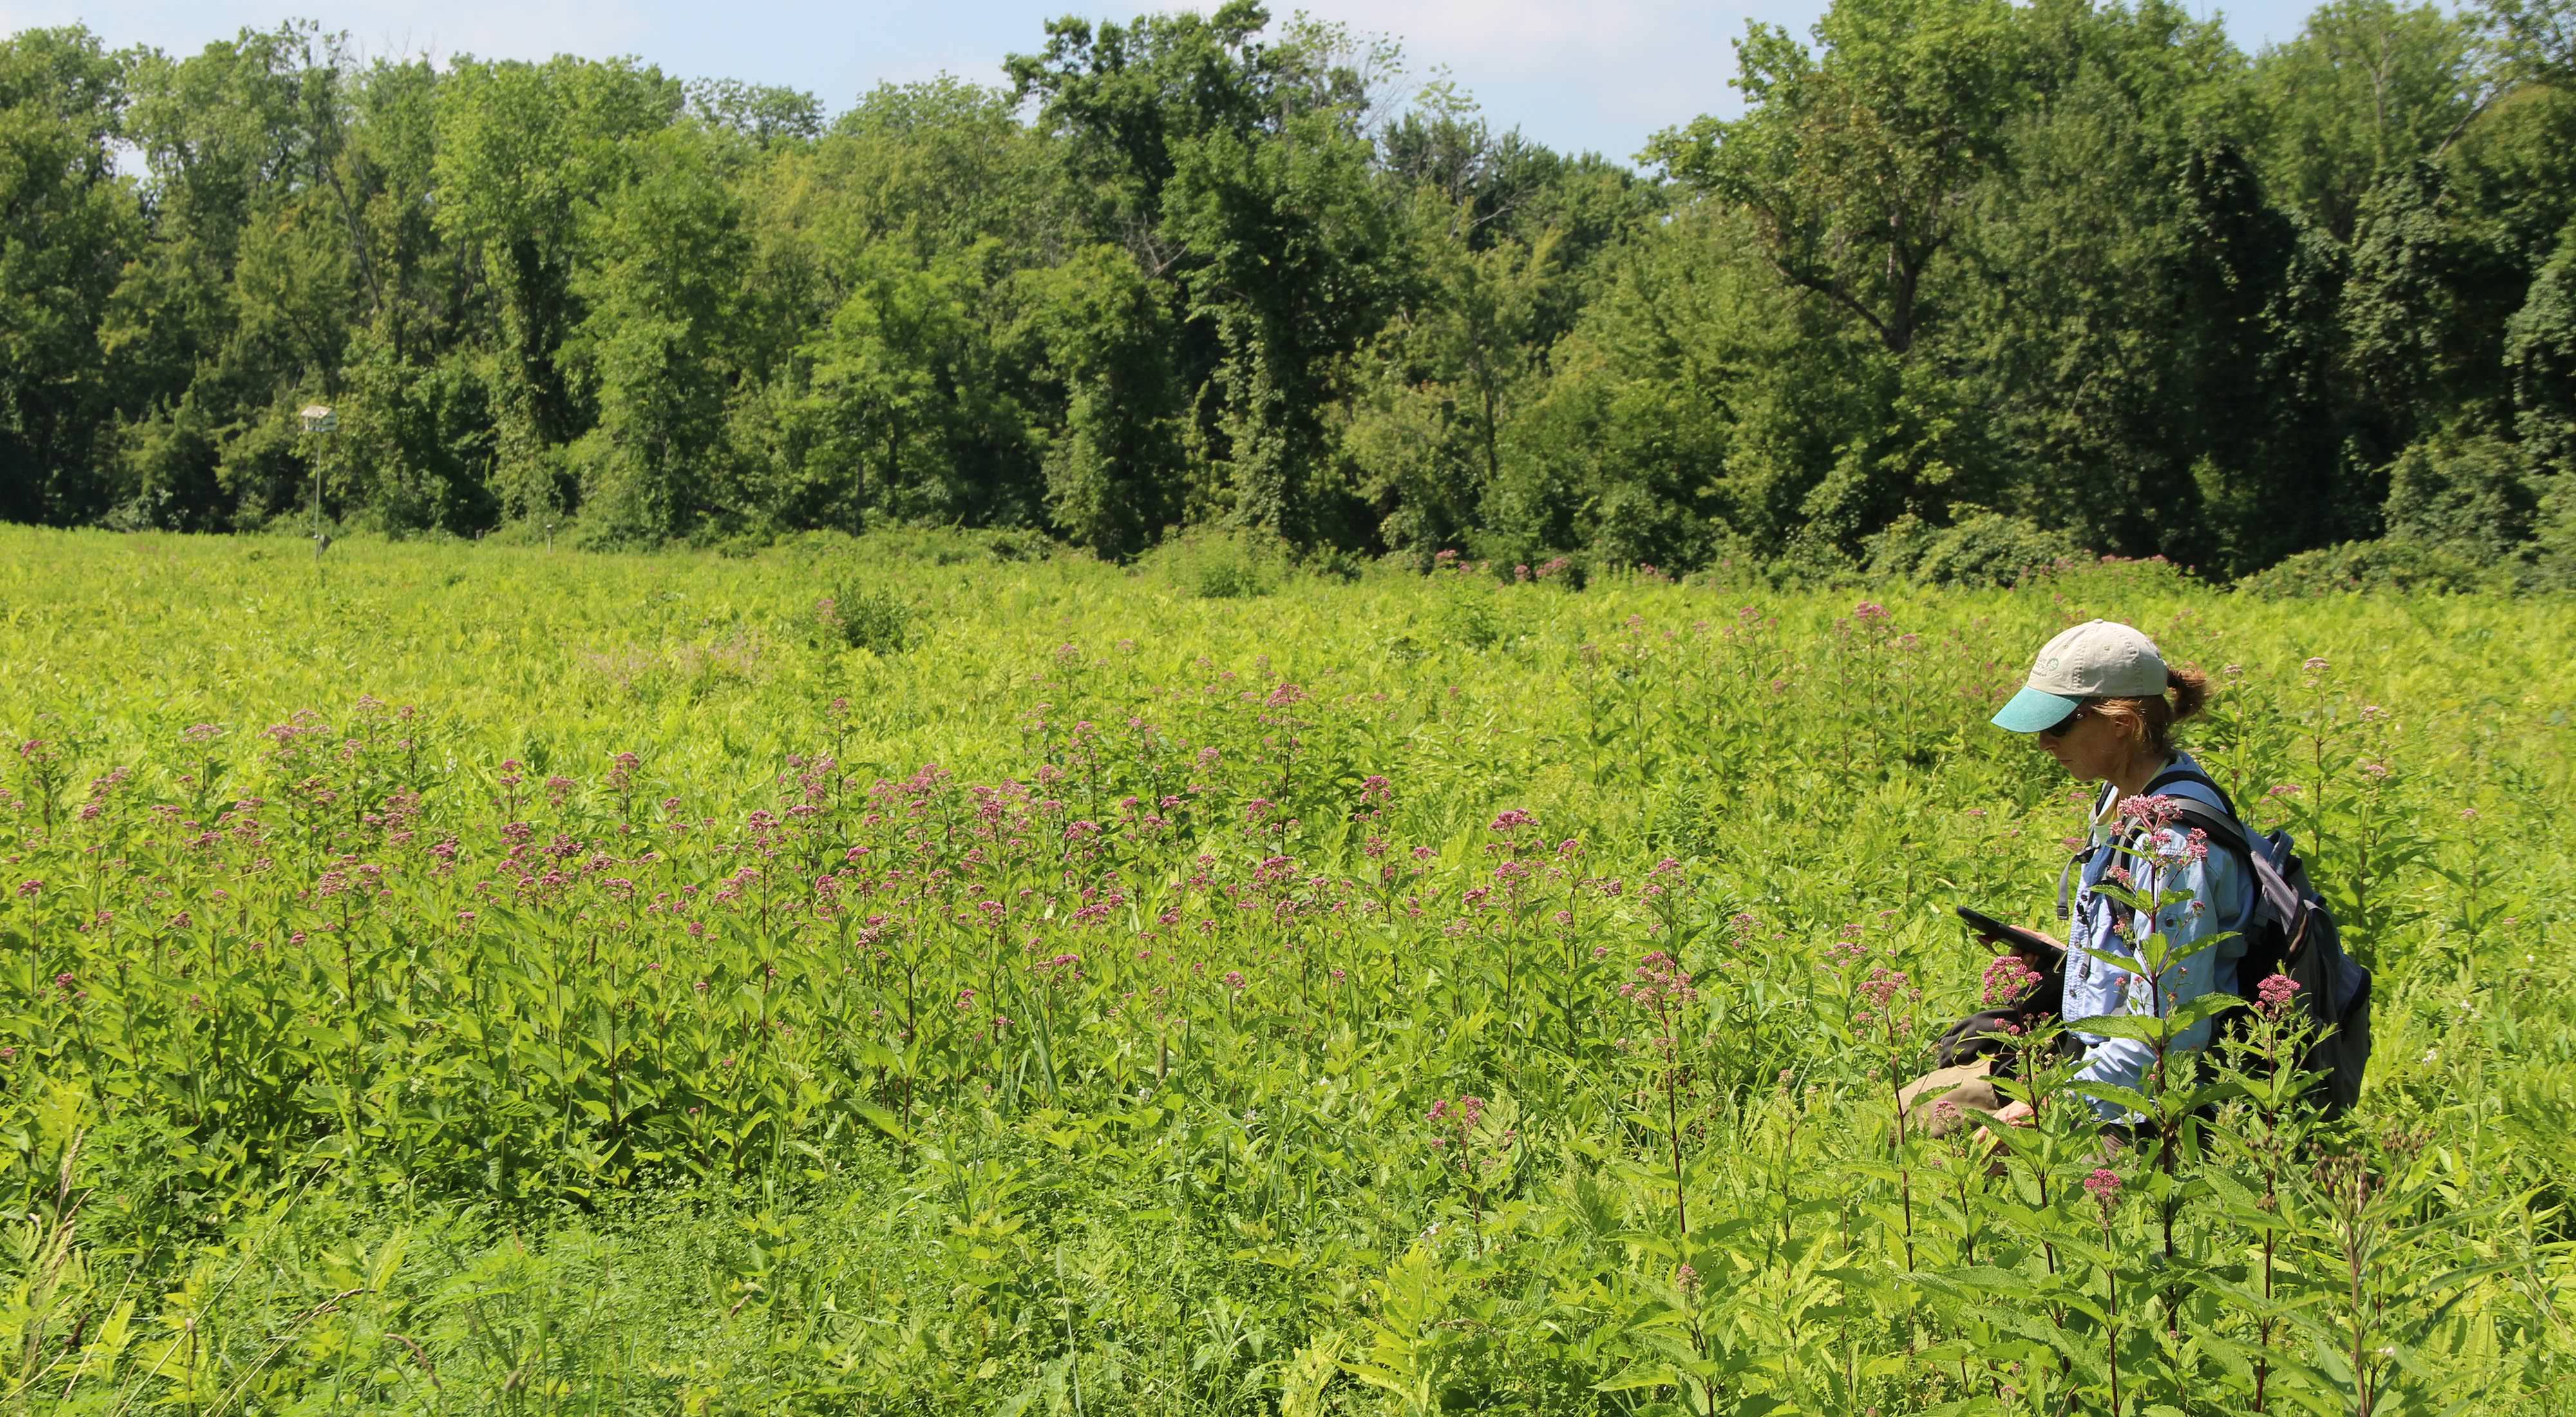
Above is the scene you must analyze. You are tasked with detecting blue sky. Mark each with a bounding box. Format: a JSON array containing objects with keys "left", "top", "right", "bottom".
[{"left": 4, "top": 0, "right": 2336, "bottom": 163}]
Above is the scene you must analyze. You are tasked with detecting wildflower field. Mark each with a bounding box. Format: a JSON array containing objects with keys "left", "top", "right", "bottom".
[{"left": 2, "top": 526, "right": 2571, "bottom": 1415}]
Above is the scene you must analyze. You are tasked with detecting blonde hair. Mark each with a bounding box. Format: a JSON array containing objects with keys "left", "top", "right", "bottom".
[{"left": 2088, "top": 663, "right": 2210, "bottom": 757}]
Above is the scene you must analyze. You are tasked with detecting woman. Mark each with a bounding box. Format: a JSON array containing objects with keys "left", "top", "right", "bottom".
[{"left": 1924, "top": 619, "right": 2248, "bottom": 1136}]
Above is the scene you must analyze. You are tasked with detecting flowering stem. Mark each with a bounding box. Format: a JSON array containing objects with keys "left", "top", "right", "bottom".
[
  {"left": 1664, "top": 1038, "right": 1687, "bottom": 1243},
  {"left": 2105, "top": 1254, "right": 2121, "bottom": 1414},
  {"left": 1888, "top": 1072, "right": 1915, "bottom": 1273}
]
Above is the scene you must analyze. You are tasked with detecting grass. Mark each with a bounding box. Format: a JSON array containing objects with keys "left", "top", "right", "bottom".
[{"left": 0, "top": 524, "right": 2569, "bottom": 1414}]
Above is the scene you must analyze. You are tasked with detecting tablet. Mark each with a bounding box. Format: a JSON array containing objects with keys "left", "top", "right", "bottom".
[{"left": 1955, "top": 906, "right": 2063, "bottom": 962}]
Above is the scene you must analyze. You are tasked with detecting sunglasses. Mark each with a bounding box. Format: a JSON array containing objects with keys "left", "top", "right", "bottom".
[{"left": 2036, "top": 701, "right": 2090, "bottom": 739}]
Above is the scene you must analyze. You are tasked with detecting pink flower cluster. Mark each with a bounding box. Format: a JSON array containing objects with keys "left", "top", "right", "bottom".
[
  {"left": 1426, "top": 1094, "right": 1513, "bottom": 1172},
  {"left": 1854, "top": 964, "right": 1917, "bottom": 1032},
  {"left": 1619, "top": 951, "right": 1695, "bottom": 1012},
  {"left": 1980, "top": 953, "right": 2045, "bottom": 1007},
  {"left": 2116, "top": 794, "right": 2184, "bottom": 831},
  {"left": 1426, "top": 1094, "right": 1483, "bottom": 1137}
]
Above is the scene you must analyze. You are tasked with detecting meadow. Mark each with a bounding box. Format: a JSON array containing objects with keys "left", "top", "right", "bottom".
[{"left": 1, "top": 526, "right": 2570, "bottom": 1415}]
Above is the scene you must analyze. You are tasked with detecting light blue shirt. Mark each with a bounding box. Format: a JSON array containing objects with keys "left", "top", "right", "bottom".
[{"left": 2063, "top": 754, "right": 2250, "bottom": 1118}]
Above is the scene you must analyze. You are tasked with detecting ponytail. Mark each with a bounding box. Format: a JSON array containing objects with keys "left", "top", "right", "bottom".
[
  {"left": 2093, "top": 662, "right": 2210, "bottom": 758},
  {"left": 2167, "top": 663, "right": 2209, "bottom": 724}
]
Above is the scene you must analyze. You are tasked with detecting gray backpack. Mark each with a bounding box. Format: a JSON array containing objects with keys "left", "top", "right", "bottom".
[{"left": 2062, "top": 766, "right": 2372, "bottom": 1116}]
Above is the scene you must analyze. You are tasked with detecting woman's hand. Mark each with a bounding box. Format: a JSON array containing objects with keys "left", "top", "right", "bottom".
[
  {"left": 1967, "top": 923, "right": 2061, "bottom": 962},
  {"left": 2002, "top": 929, "right": 2062, "bottom": 965},
  {"left": 1973, "top": 1098, "right": 2037, "bottom": 1146}
]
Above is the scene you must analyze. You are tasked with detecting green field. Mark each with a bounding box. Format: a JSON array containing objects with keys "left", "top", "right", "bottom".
[{"left": 1, "top": 527, "right": 2570, "bottom": 1414}]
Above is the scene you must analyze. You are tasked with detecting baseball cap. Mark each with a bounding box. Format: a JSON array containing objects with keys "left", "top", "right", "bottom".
[{"left": 1991, "top": 620, "right": 2170, "bottom": 732}]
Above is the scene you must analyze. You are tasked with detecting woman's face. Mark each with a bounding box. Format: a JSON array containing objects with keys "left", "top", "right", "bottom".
[{"left": 2037, "top": 702, "right": 2126, "bottom": 783}]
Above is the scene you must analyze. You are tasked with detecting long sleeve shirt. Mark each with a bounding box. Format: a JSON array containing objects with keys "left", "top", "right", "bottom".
[{"left": 2062, "top": 754, "right": 2249, "bottom": 1119}]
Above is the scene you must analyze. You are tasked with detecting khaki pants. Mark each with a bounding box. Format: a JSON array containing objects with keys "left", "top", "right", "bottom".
[
  {"left": 1896, "top": 1058, "right": 2008, "bottom": 1139},
  {"left": 1894, "top": 1059, "right": 2129, "bottom": 1157}
]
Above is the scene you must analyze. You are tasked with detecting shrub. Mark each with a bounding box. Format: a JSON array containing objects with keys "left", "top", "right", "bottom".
[
  {"left": 815, "top": 526, "right": 1056, "bottom": 567},
  {"left": 1866, "top": 509, "right": 2085, "bottom": 589},
  {"left": 1195, "top": 559, "right": 1263, "bottom": 599},
  {"left": 815, "top": 584, "right": 918, "bottom": 652},
  {"left": 1138, "top": 529, "right": 1277, "bottom": 599},
  {"left": 2235, "top": 537, "right": 2508, "bottom": 598},
  {"left": 1435, "top": 584, "right": 1506, "bottom": 650}
]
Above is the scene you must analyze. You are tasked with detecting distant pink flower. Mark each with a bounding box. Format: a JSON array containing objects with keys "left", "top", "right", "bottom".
[
  {"left": 2255, "top": 973, "right": 2301, "bottom": 1016},
  {"left": 1620, "top": 951, "right": 1696, "bottom": 1012}
]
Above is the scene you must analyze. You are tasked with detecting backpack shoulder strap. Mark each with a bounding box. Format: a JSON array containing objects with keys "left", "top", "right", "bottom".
[
  {"left": 2136, "top": 764, "right": 2253, "bottom": 857},
  {"left": 2164, "top": 804, "right": 2251, "bottom": 862},
  {"left": 2123, "top": 768, "right": 2269, "bottom": 939},
  {"left": 2143, "top": 764, "right": 2243, "bottom": 823},
  {"left": 2057, "top": 782, "right": 2122, "bottom": 921}
]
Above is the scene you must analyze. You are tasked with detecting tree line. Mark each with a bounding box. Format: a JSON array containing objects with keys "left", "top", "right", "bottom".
[{"left": 1, "top": 0, "right": 2570, "bottom": 583}]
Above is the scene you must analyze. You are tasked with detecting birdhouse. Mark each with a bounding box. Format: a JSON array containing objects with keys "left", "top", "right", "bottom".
[{"left": 299, "top": 404, "right": 337, "bottom": 433}]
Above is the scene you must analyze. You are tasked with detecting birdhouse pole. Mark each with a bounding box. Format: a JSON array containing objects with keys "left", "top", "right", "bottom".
[{"left": 299, "top": 404, "right": 337, "bottom": 571}]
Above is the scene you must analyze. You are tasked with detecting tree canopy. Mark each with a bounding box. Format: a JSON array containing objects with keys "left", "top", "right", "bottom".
[{"left": 1, "top": 0, "right": 2570, "bottom": 585}]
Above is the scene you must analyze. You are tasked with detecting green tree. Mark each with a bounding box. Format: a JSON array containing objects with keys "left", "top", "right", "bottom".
[
  {"left": 2252, "top": 0, "right": 2481, "bottom": 242},
  {"left": 433, "top": 55, "right": 681, "bottom": 522},
  {"left": 688, "top": 77, "right": 820, "bottom": 148},
  {"left": 1638, "top": 0, "right": 2030, "bottom": 564},
  {"left": 1013, "top": 4, "right": 1410, "bottom": 547},
  {"left": 1342, "top": 202, "right": 1557, "bottom": 555},
  {"left": 2341, "top": 159, "right": 2524, "bottom": 460},
  {"left": 1497, "top": 207, "right": 1859, "bottom": 567},
  {"left": 0, "top": 27, "right": 140, "bottom": 526},
  {"left": 331, "top": 57, "right": 501, "bottom": 536},
  {"left": 2479, "top": 0, "right": 2576, "bottom": 88},
  {"left": 1015, "top": 244, "right": 1186, "bottom": 557},
  {"left": 565, "top": 123, "right": 748, "bottom": 545},
  {"left": 1647, "top": 0, "right": 2028, "bottom": 358},
  {"left": 2502, "top": 217, "right": 2576, "bottom": 588},
  {"left": 1165, "top": 106, "right": 1409, "bottom": 545},
  {"left": 106, "top": 24, "right": 359, "bottom": 528},
  {"left": 791, "top": 240, "right": 1040, "bottom": 531},
  {"left": 1958, "top": 0, "right": 2358, "bottom": 571}
]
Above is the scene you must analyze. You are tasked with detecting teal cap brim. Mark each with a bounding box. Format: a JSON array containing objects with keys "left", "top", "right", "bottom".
[{"left": 1992, "top": 686, "right": 2082, "bottom": 732}]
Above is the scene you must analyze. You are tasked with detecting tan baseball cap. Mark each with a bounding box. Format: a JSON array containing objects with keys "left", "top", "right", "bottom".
[{"left": 1992, "top": 620, "right": 2170, "bottom": 731}]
